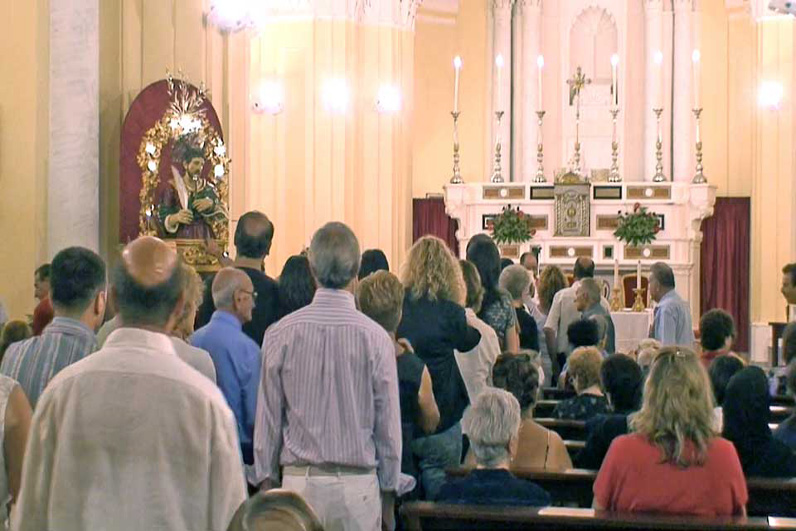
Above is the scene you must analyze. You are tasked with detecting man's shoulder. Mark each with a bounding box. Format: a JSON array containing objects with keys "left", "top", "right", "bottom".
[{"left": 0, "top": 337, "right": 39, "bottom": 372}]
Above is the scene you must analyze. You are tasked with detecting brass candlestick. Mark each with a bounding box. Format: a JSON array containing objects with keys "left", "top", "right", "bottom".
[
  {"left": 491, "top": 110, "right": 505, "bottom": 183},
  {"left": 610, "top": 286, "right": 624, "bottom": 312},
  {"left": 652, "top": 108, "right": 666, "bottom": 182},
  {"left": 534, "top": 110, "right": 546, "bottom": 183},
  {"left": 692, "top": 108, "right": 706, "bottom": 184},
  {"left": 450, "top": 111, "right": 463, "bottom": 184},
  {"left": 609, "top": 108, "right": 621, "bottom": 182},
  {"left": 632, "top": 288, "right": 647, "bottom": 312}
]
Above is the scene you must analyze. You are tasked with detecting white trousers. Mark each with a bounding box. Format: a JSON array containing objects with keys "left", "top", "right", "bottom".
[{"left": 282, "top": 471, "right": 381, "bottom": 531}]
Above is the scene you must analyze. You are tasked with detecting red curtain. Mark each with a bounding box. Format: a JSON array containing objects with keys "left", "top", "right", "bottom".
[
  {"left": 700, "top": 197, "right": 750, "bottom": 353},
  {"left": 412, "top": 198, "right": 459, "bottom": 256}
]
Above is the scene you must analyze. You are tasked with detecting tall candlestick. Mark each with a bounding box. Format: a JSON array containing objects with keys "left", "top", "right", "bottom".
[
  {"left": 692, "top": 49, "right": 701, "bottom": 109},
  {"left": 654, "top": 50, "right": 663, "bottom": 109},
  {"left": 613, "top": 259, "right": 620, "bottom": 287},
  {"left": 496, "top": 54, "right": 504, "bottom": 112},
  {"left": 537, "top": 55, "right": 544, "bottom": 111},
  {"left": 611, "top": 54, "right": 619, "bottom": 108},
  {"left": 453, "top": 56, "right": 462, "bottom": 114},
  {"left": 636, "top": 260, "right": 642, "bottom": 291}
]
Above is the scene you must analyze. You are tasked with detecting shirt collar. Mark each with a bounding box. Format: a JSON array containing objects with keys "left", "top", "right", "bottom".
[
  {"left": 660, "top": 290, "right": 679, "bottom": 304},
  {"left": 103, "top": 327, "right": 178, "bottom": 356},
  {"left": 211, "top": 310, "right": 244, "bottom": 330},
  {"left": 312, "top": 288, "right": 356, "bottom": 309},
  {"left": 46, "top": 316, "right": 96, "bottom": 338}
]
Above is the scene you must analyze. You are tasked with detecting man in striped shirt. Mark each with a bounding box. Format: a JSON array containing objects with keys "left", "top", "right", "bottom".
[
  {"left": 1, "top": 247, "right": 106, "bottom": 407},
  {"left": 253, "top": 222, "right": 402, "bottom": 530}
]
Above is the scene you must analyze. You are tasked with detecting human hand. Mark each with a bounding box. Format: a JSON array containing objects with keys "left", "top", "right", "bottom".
[
  {"left": 172, "top": 209, "right": 194, "bottom": 225},
  {"left": 194, "top": 198, "right": 214, "bottom": 213}
]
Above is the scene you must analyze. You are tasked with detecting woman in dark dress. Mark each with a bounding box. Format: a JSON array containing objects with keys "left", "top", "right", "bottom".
[
  {"left": 277, "top": 255, "right": 316, "bottom": 319},
  {"left": 397, "top": 236, "right": 481, "bottom": 500},
  {"left": 499, "top": 264, "right": 539, "bottom": 352}
]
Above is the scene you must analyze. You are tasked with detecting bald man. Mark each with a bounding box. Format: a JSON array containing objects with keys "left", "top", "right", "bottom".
[
  {"left": 192, "top": 267, "right": 261, "bottom": 466},
  {"left": 13, "top": 237, "right": 246, "bottom": 531}
]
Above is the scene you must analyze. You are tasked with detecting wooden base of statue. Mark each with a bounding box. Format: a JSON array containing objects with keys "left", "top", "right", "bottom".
[
  {"left": 163, "top": 239, "right": 225, "bottom": 273},
  {"left": 610, "top": 287, "right": 624, "bottom": 312},
  {"left": 632, "top": 288, "right": 647, "bottom": 312}
]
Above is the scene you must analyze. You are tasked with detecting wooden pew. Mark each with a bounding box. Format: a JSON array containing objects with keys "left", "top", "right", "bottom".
[
  {"left": 773, "top": 395, "right": 795, "bottom": 407},
  {"left": 400, "top": 503, "right": 796, "bottom": 531},
  {"left": 534, "top": 400, "right": 558, "bottom": 418},
  {"left": 535, "top": 418, "right": 587, "bottom": 441},
  {"left": 542, "top": 387, "right": 575, "bottom": 400},
  {"left": 446, "top": 468, "right": 796, "bottom": 517},
  {"left": 770, "top": 406, "right": 792, "bottom": 424}
]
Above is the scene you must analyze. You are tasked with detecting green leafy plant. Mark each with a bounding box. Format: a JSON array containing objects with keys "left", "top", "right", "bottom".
[
  {"left": 614, "top": 203, "right": 661, "bottom": 247},
  {"left": 492, "top": 205, "right": 535, "bottom": 245}
]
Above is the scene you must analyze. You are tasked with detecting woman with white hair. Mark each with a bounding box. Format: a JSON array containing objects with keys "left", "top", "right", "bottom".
[
  {"left": 499, "top": 265, "right": 540, "bottom": 353},
  {"left": 436, "top": 388, "right": 551, "bottom": 506}
]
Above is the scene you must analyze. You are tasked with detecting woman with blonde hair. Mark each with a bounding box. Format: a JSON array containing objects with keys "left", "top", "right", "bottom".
[
  {"left": 594, "top": 347, "right": 747, "bottom": 516},
  {"left": 173, "top": 263, "right": 217, "bottom": 383},
  {"left": 537, "top": 266, "right": 567, "bottom": 380},
  {"left": 397, "top": 236, "right": 481, "bottom": 500},
  {"left": 552, "top": 346, "right": 608, "bottom": 421}
]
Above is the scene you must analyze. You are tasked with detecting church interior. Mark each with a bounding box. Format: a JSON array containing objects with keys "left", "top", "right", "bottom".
[{"left": 2, "top": 0, "right": 796, "bottom": 528}]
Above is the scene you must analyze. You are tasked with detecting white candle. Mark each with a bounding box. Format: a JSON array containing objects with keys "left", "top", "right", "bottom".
[
  {"left": 636, "top": 260, "right": 642, "bottom": 291},
  {"left": 654, "top": 50, "right": 663, "bottom": 109},
  {"left": 692, "top": 49, "right": 701, "bottom": 109},
  {"left": 496, "top": 54, "right": 505, "bottom": 112},
  {"left": 453, "top": 56, "right": 462, "bottom": 113},
  {"left": 613, "top": 259, "right": 620, "bottom": 287},
  {"left": 537, "top": 55, "right": 544, "bottom": 111},
  {"left": 611, "top": 54, "right": 619, "bottom": 107}
]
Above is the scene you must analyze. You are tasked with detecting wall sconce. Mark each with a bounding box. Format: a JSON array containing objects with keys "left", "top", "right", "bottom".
[
  {"left": 376, "top": 85, "right": 402, "bottom": 113},
  {"left": 759, "top": 80, "right": 784, "bottom": 110},
  {"left": 322, "top": 78, "right": 349, "bottom": 114},
  {"left": 252, "top": 80, "right": 284, "bottom": 115},
  {"left": 208, "top": 0, "right": 252, "bottom": 32}
]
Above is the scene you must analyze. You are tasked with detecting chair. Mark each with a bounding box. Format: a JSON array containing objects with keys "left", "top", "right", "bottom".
[
  {"left": 621, "top": 274, "right": 649, "bottom": 309},
  {"left": 227, "top": 489, "right": 324, "bottom": 531}
]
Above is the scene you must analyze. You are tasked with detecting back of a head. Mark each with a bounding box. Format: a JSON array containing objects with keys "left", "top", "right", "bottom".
[
  {"left": 212, "top": 267, "right": 250, "bottom": 310},
  {"left": 35, "top": 263, "right": 52, "bottom": 282},
  {"left": 567, "top": 318, "right": 600, "bottom": 349},
  {"left": 278, "top": 255, "right": 317, "bottom": 315},
  {"left": 358, "top": 249, "right": 389, "bottom": 280},
  {"left": 568, "top": 347, "right": 603, "bottom": 390},
  {"left": 234, "top": 211, "right": 274, "bottom": 260},
  {"left": 500, "top": 257, "right": 514, "bottom": 272},
  {"left": 538, "top": 265, "right": 567, "bottom": 312},
  {"left": 402, "top": 236, "right": 463, "bottom": 304},
  {"left": 651, "top": 262, "right": 676, "bottom": 289},
  {"left": 700, "top": 309, "right": 735, "bottom": 351},
  {"left": 50, "top": 247, "right": 107, "bottom": 315},
  {"left": 357, "top": 270, "right": 404, "bottom": 334},
  {"left": 228, "top": 489, "right": 323, "bottom": 531},
  {"left": 631, "top": 347, "right": 715, "bottom": 467},
  {"left": 113, "top": 236, "right": 184, "bottom": 328},
  {"left": 573, "top": 257, "right": 595, "bottom": 280},
  {"left": 309, "top": 222, "right": 360, "bottom": 289},
  {"left": 787, "top": 360, "right": 796, "bottom": 397},
  {"left": 459, "top": 260, "right": 484, "bottom": 313},
  {"left": 600, "top": 354, "right": 643, "bottom": 412},
  {"left": 0, "top": 320, "right": 32, "bottom": 356},
  {"left": 462, "top": 387, "right": 521, "bottom": 467},
  {"left": 466, "top": 238, "right": 502, "bottom": 307},
  {"left": 175, "top": 263, "right": 204, "bottom": 334},
  {"left": 465, "top": 233, "right": 493, "bottom": 255},
  {"left": 721, "top": 366, "right": 771, "bottom": 468},
  {"left": 783, "top": 322, "right": 796, "bottom": 365},
  {"left": 708, "top": 354, "right": 745, "bottom": 407},
  {"left": 492, "top": 353, "right": 540, "bottom": 412},
  {"left": 499, "top": 265, "right": 531, "bottom": 302},
  {"left": 579, "top": 277, "right": 601, "bottom": 306}
]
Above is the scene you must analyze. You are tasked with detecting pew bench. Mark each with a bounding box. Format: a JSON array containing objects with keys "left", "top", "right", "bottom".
[
  {"left": 400, "top": 503, "right": 796, "bottom": 531},
  {"left": 535, "top": 418, "right": 587, "bottom": 440}
]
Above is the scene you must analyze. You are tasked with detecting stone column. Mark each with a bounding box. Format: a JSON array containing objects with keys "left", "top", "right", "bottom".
[
  {"left": 520, "top": 0, "right": 542, "bottom": 182},
  {"left": 49, "top": 0, "right": 100, "bottom": 255},
  {"left": 492, "top": 0, "right": 513, "bottom": 180},
  {"left": 644, "top": 0, "right": 664, "bottom": 181},
  {"left": 672, "top": 0, "right": 695, "bottom": 182}
]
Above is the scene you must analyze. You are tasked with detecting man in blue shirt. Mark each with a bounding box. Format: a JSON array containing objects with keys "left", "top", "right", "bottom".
[
  {"left": 649, "top": 262, "right": 695, "bottom": 347},
  {"left": 192, "top": 267, "right": 261, "bottom": 465}
]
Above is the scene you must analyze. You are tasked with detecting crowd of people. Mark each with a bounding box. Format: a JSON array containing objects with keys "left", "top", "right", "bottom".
[{"left": 0, "top": 211, "right": 795, "bottom": 529}]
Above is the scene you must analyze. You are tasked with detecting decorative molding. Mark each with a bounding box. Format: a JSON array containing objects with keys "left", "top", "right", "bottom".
[
  {"left": 672, "top": 0, "right": 693, "bottom": 11},
  {"left": 517, "top": 0, "right": 542, "bottom": 11},
  {"left": 492, "top": 0, "right": 515, "bottom": 12}
]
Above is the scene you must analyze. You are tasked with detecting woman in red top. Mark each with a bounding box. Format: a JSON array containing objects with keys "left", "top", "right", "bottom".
[{"left": 593, "top": 346, "right": 747, "bottom": 517}]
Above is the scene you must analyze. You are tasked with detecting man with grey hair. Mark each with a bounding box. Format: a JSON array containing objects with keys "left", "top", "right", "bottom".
[
  {"left": 192, "top": 267, "right": 261, "bottom": 466},
  {"left": 436, "top": 388, "right": 551, "bottom": 506},
  {"left": 575, "top": 278, "right": 616, "bottom": 354},
  {"left": 253, "top": 222, "right": 402, "bottom": 530},
  {"left": 648, "top": 262, "right": 695, "bottom": 346}
]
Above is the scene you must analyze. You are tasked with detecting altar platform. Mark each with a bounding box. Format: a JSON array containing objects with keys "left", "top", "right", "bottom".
[{"left": 445, "top": 181, "right": 717, "bottom": 320}]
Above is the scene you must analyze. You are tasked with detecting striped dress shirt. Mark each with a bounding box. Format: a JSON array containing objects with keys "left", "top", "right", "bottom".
[
  {"left": 252, "top": 288, "right": 402, "bottom": 492},
  {"left": 0, "top": 317, "right": 97, "bottom": 407}
]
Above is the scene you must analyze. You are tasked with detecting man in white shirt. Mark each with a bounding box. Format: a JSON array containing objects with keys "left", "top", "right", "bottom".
[
  {"left": 12, "top": 236, "right": 246, "bottom": 531},
  {"left": 544, "top": 257, "right": 610, "bottom": 380}
]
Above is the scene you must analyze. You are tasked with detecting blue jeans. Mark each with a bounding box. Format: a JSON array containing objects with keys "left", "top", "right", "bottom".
[{"left": 411, "top": 422, "right": 462, "bottom": 501}]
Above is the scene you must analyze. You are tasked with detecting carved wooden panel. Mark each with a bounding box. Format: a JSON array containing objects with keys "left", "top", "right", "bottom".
[
  {"left": 529, "top": 186, "right": 555, "bottom": 200},
  {"left": 625, "top": 245, "right": 670, "bottom": 260},
  {"left": 483, "top": 186, "right": 525, "bottom": 200},
  {"left": 627, "top": 186, "right": 671, "bottom": 200},
  {"left": 596, "top": 215, "right": 620, "bottom": 230},
  {"left": 593, "top": 186, "right": 622, "bottom": 200},
  {"left": 550, "top": 246, "right": 594, "bottom": 258}
]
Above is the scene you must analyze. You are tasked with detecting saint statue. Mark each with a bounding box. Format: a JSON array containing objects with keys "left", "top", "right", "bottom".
[{"left": 157, "top": 135, "right": 227, "bottom": 240}]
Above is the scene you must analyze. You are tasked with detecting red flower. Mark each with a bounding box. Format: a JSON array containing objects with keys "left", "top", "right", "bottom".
[
  {"left": 633, "top": 203, "right": 641, "bottom": 212},
  {"left": 654, "top": 226, "right": 660, "bottom": 234},
  {"left": 518, "top": 211, "right": 525, "bottom": 218}
]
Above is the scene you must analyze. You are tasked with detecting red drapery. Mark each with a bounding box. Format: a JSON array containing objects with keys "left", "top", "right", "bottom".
[
  {"left": 412, "top": 198, "right": 459, "bottom": 256},
  {"left": 700, "top": 197, "right": 750, "bottom": 353}
]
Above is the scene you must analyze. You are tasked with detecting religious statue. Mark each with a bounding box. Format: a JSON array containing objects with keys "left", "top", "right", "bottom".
[{"left": 157, "top": 134, "right": 227, "bottom": 239}]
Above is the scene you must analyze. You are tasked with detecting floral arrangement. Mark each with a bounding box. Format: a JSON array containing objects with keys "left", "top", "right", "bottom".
[
  {"left": 614, "top": 203, "right": 661, "bottom": 247},
  {"left": 492, "top": 205, "right": 535, "bottom": 245}
]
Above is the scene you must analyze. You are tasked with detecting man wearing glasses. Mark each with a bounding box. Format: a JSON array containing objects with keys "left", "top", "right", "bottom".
[{"left": 192, "top": 267, "right": 261, "bottom": 467}]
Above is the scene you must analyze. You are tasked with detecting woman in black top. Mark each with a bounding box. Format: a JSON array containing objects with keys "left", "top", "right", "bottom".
[
  {"left": 277, "top": 255, "right": 316, "bottom": 318},
  {"left": 397, "top": 236, "right": 481, "bottom": 500},
  {"left": 499, "top": 264, "right": 539, "bottom": 351}
]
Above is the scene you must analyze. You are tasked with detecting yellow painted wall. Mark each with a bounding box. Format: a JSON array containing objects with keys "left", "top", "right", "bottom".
[
  {"left": 412, "top": 1, "right": 489, "bottom": 197},
  {"left": 0, "top": 0, "right": 49, "bottom": 320}
]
